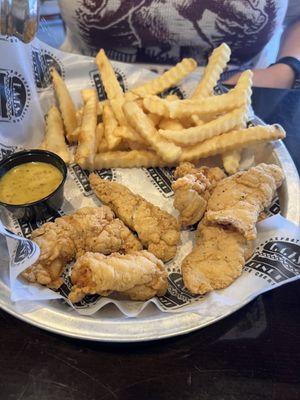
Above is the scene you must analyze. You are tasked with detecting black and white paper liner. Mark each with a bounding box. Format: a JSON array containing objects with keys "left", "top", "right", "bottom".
[
  {"left": 5, "top": 207, "right": 300, "bottom": 317},
  {"left": 0, "top": 37, "right": 299, "bottom": 316}
]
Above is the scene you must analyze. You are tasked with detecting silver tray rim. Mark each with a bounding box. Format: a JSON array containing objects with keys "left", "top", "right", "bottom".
[{"left": 0, "top": 139, "right": 299, "bottom": 342}]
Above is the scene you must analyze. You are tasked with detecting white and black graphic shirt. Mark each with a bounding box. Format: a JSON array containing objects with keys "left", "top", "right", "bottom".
[{"left": 59, "top": 0, "right": 299, "bottom": 68}]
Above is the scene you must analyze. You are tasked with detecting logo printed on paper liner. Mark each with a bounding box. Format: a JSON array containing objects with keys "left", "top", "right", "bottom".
[
  {"left": 160, "top": 86, "right": 185, "bottom": 99},
  {"left": 143, "top": 167, "right": 175, "bottom": 198},
  {"left": 265, "top": 195, "right": 280, "bottom": 217},
  {"left": 57, "top": 264, "right": 107, "bottom": 308},
  {"left": 69, "top": 164, "right": 115, "bottom": 196},
  {"left": 0, "top": 142, "right": 19, "bottom": 161},
  {"left": 90, "top": 69, "right": 127, "bottom": 100},
  {"left": 245, "top": 238, "right": 300, "bottom": 284},
  {"left": 32, "top": 47, "right": 64, "bottom": 89},
  {"left": 14, "top": 208, "right": 64, "bottom": 239},
  {"left": 13, "top": 240, "right": 36, "bottom": 264},
  {"left": 0, "top": 35, "right": 18, "bottom": 43},
  {"left": 0, "top": 69, "right": 30, "bottom": 122},
  {"left": 158, "top": 271, "right": 200, "bottom": 309},
  {"left": 59, "top": 270, "right": 201, "bottom": 310}
]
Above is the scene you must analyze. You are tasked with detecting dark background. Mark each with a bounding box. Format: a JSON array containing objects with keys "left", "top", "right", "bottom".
[
  {"left": 252, "top": 87, "right": 300, "bottom": 172},
  {"left": 1, "top": 281, "right": 299, "bottom": 400}
]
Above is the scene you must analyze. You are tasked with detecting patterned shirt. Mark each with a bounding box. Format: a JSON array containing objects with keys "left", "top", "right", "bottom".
[{"left": 59, "top": 0, "right": 300, "bottom": 68}]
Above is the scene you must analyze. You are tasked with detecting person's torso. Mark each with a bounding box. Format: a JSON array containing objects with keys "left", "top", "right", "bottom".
[{"left": 59, "top": 0, "right": 288, "bottom": 66}]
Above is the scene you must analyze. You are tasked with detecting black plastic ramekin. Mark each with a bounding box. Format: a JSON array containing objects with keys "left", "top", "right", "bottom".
[{"left": 0, "top": 149, "right": 67, "bottom": 221}]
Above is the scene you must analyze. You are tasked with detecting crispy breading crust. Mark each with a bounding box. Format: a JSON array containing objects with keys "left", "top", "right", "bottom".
[
  {"left": 181, "top": 163, "right": 284, "bottom": 295},
  {"left": 182, "top": 220, "right": 251, "bottom": 294},
  {"left": 206, "top": 163, "right": 284, "bottom": 240},
  {"left": 89, "top": 174, "right": 180, "bottom": 262},
  {"left": 172, "top": 164, "right": 226, "bottom": 227},
  {"left": 68, "top": 250, "right": 168, "bottom": 303},
  {"left": 22, "top": 207, "right": 142, "bottom": 288}
]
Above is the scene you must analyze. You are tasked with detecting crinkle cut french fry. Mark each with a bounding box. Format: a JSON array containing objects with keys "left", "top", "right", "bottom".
[
  {"left": 94, "top": 151, "right": 172, "bottom": 169},
  {"left": 68, "top": 127, "right": 80, "bottom": 144},
  {"left": 180, "top": 125, "right": 285, "bottom": 162},
  {"left": 179, "top": 116, "right": 194, "bottom": 128},
  {"left": 143, "top": 96, "right": 169, "bottom": 117},
  {"left": 192, "top": 43, "right": 231, "bottom": 98},
  {"left": 51, "top": 68, "right": 77, "bottom": 142},
  {"left": 159, "top": 106, "right": 248, "bottom": 145},
  {"left": 103, "top": 104, "right": 122, "bottom": 150},
  {"left": 191, "top": 114, "right": 205, "bottom": 126},
  {"left": 124, "top": 92, "right": 139, "bottom": 101},
  {"left": 222, "top": 150, "right": 242, "bottom": 175},
  {"left": 143, "top": 70, "right": 253, "bottom": 119},
  {"left": 110, "top": 99, "right": 147, "bottom": 145},
  {"left": 143, "top": 94, "right": 238, "bottom": 119},
  {"left": 76, "top": 107, "right": 83, "bottom": 125},
  {"left": 159, "top": 118, "right": 184, "bottom": 131},
  {"left": 134, "top": 98, "right": 145, "bottom": 109},
  {"left": 165, "top": 94, "right": 180, "bottom": 101},
  {"left": 96, "top": 122, "right": 104, "bottom": 153},
  {"left": 110, "top": 97, "right": 127, "bottom": 126},
  {"left": 114, "top": 125, "right": 146, "bottom": 145},
  {"left": 75, "top": 92, "right": 97, "bottom": 169},
  {"left": 130, "top": 58, "right": 197, "bottom": 97},
  {"left": 81, "top": 88, "right": 97, "bottom": 103},
  {"left": 232, "top": 69, "right": 253, "bottom": 106},
  {"left": 98, "top": 137, "right": 109, "bottom": 153},
  {"left": 192, "top": 113, "right": 221, "bottom": 124},
  {"left": 125, "top": 140, "right": 148, "bottom": 151},
  {"left": 170, "top": 83, "right": 250, "bottom": 118},
  {"left": 222, "top": 120, "right": 248, "bottom": 174},
  {"left": 95, "top": 49, "right": 124, "bottom": 100},
  {"left": 147, "top": 113, "right": 161, "bottom": 127},
  {"left": 42, "top": 106, "right": 70, "bottom": 163},
  {"left": 97, "top": 100, "right": 107, "bottom": 116},
  {"left": 123, "top": 101, "right": 182, "bottom": 163},
  {"left": 81, "top": 92, "right": 107, "bottom": 117},
  {"left": 210, "top": 70, "right": 252, "bottom": 171}
]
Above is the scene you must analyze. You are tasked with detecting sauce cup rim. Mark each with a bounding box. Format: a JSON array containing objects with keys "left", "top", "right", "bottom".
[{"left": 0, "top": 149, "right": 68, "bottom": 208}]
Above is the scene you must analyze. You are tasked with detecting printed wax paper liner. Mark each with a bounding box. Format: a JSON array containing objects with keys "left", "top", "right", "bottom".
[{"left": 0, "top": 37, "right": 299, "bottom": 317}]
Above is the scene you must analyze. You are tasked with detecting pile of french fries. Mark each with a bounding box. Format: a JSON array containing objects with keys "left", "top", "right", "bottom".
[{"left": 41, "top": 43, "right": 285, "bottom": 174}]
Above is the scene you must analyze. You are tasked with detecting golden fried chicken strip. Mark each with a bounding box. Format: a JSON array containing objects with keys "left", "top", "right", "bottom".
[
  {"left": 181, "top": 221, "right": 253, "bottom": 295},
  {"left": 22, "top": 207, "right": 142, "bottom": 288},
  {"left": 173, "top": 162, "right": 199, "bottom": 178},
  {"left": 57, "top": 207, "right": 141, "bottom": 256},
  {"left": 89, "top": 174, "right": 180, "bottom": 262},
  {"left": 206, "top": 163, "right": 284, "bottom": 240},
  {"left": 22, "top": 222, "right": 76, "bottom": 289},
  {"left": 172, "top": 164, "right": 226, "bottom": 227},
  {"left": 173, "top": 180, "right": 208, "bottom": 228},
  {"left": 68, "top": 250, "right": 168, "bottom": 303}
]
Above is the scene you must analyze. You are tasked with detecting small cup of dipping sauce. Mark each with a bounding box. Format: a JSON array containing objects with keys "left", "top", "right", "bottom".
[{"left": 0, "top": 150, "right": 67, "bottom": 221}]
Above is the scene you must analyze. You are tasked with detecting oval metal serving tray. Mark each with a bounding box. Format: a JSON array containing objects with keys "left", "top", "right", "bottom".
[{"left": 0, "top": 139, "right": 299, "bottom": 342}]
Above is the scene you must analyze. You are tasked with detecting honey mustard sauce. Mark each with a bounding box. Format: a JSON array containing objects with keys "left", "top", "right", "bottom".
[{"left": 0, "top": 162, "right": 63, "bottom": 205}]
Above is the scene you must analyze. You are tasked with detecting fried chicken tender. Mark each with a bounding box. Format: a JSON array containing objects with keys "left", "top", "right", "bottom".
[
  {"left": 181, "top": 163, "right": 283, "bottom": 295},
  {"left": 172, "top": 163, "right": 226, "bottom": 227},
  {"left": 68, "top": 250, "right": 168, "bottom": 303},
  {"left": 206, "top": 163, "right": 284, "bottom": 240},
  {"left": 181, "top": 220, "right": 253, "bottom": 294},
  {"left": 22, "top": 207, "right": 142, "bottom": 288},
  {"left": 173, "top": 162, "right": 199, "bottom": 178},
  {"left": 89, "top": 174, "right": 180, "bottom": 262}
]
